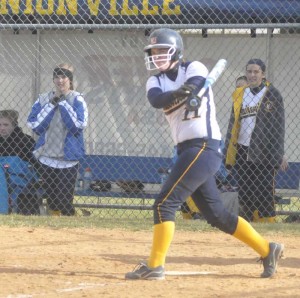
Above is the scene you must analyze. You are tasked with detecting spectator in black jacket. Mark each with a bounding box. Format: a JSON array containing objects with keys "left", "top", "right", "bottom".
[{"left": 225, "top": 59, "right": 285, "bottom": 223}]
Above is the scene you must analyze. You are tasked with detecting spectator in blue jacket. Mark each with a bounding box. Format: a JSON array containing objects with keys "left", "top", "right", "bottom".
[{"left": 27, "top": 63, "right": 88, "bottom": 216}]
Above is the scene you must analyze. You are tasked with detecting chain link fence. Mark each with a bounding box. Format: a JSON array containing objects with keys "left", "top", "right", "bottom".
[{"left": 0, "top": 0, "right": 299, "bottom": 222}]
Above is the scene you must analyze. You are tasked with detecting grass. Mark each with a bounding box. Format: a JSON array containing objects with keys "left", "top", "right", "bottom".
[
  {"left": 1, "top": 194, "right": 298, "bottom": 235},
  {"left": 72, "top": 194, "right": 300, "bottom": 224},
  {"left": 0, "top": 213, "right": 300, "bottom": 236}
]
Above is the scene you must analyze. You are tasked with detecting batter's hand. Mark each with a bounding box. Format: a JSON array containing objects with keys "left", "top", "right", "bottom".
[{"left": 173, "top": 83, "right": 197, "bottom": 100}]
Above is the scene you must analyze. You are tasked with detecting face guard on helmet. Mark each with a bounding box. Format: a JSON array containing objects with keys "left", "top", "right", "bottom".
[
  {"left": 145, "top": 46, "right": 177, "bottom": 71},
  {"left": 144, "top": 28, "right": 183, "bottom": 71}
]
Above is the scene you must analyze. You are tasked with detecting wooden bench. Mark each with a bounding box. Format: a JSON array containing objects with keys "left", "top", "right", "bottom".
[{"left": 73, "top": 155, "right": 300, "bottom": 214}]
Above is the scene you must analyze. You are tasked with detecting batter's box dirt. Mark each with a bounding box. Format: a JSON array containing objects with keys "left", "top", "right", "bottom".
[{"left": 0, "top": 227, "right": 299, "bottom": 298}]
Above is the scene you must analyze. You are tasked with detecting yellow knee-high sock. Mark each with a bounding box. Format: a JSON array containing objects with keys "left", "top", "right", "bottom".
[
  {"left": 253, "top": 210, "right": 276, "bottom": 223},
  {"left": 233, "top": 216, "right": 270, "bottom": 258},
  {"left": 256, "top": 216, "right": 276, "bottom": 223},
  {"left": 186, "top": 196, "right": 200, "bottom": 214},
  {"left": 148, "top": 221, "right": 175, "bottom": 268}
]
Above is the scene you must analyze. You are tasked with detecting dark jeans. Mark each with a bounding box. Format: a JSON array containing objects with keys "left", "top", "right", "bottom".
[
  {"left": 236, "top": 145, "right": 276, "bottom": 221},
  {"left": 37, "top": 162, "right": 78, "bottom": 216}
]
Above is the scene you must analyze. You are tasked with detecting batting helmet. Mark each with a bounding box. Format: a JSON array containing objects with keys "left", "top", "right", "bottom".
[{"left": 144, "top": 28, "right": 184, "bottom": 71}]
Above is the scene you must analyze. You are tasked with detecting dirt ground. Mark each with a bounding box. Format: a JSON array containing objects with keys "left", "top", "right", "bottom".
[{"left": 0, "top": 227, "right": 299, "bottom": 298}]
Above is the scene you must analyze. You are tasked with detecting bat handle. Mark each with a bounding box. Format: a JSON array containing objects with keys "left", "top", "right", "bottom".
[{"left": 198, "top": 77, "right": 215, "bottom": 98}]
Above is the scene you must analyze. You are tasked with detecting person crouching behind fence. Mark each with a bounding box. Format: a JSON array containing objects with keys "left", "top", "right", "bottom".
[
  {"left": 0, "top": 109, "right": 40, "bottom": 214},
  {"left": 0, "top": 110, "right": 35, "bottom": 164},
  {"left": 27, "top": 63, "right": 88, "bottom": 216}
]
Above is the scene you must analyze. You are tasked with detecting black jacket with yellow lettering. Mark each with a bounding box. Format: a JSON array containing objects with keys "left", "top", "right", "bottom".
[{"left": 225, "top": 82, "right": 285, "bottom": 169}]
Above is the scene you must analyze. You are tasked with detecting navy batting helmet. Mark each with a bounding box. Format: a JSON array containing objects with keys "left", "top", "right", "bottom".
[{"left": 144, "top": 28, "right": 183, "bottom": 70}]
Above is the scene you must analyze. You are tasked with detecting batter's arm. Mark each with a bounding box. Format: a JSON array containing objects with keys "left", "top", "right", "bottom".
[{"left": 148, "top": 76, "right": 205, "bottom": 109}]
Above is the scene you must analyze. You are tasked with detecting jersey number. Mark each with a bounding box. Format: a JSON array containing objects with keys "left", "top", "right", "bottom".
[{"left": 182, "top": 109, "right": 200, "bottom": 121}]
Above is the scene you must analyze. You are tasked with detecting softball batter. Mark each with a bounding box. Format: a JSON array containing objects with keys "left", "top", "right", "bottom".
[{"left": 125, "top": 28, "right": 283, "bottom": 280}]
